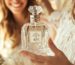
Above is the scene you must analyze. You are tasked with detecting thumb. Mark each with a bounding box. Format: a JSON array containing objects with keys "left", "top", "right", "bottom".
[{"left": 48, "top": 38, "right": 61, "bottom": 55}]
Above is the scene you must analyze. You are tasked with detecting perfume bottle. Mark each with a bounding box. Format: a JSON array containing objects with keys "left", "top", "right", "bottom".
[{"left": 21, "top": 5, "right": 51, "bottom": 56}]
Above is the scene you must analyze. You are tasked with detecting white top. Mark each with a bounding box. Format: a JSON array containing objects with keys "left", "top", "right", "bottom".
[
  {"left": 2, "top": 44, "right": 34, "bottom": 65},
  {"left": 54, "top": 11, "right": 75, "bottom": 64}
]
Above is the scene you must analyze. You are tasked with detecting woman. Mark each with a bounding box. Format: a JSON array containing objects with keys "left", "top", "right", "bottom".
[
  {"left": 21, "top": 0, "right": 75, "bottom": 65},
  {"left": 0, "top": 0, "right": 55, "bottom": 65},
  {"left": 0, "top": 0, "right": 38, "bottom": 65},
  {"left": 0, "top": 0, "right": 34, "bottom": 57}
]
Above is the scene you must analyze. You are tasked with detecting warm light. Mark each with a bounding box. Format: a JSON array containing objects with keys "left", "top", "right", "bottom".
[
  {"left": 0, "top": 38, "right": 14, "bottom": 58},
  {"left": 0, "top": 29, "right": 13, "bottom": 58}
]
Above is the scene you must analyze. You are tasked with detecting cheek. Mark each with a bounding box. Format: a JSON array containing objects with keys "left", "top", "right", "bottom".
[
  {"left": 23, "top": 0, "right": 27, "bottom": 5},
  {"left": 21, "top": 0, "right": 28, "bottom": 10}
]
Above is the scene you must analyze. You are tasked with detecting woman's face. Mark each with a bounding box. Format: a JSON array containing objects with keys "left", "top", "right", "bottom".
[{"left": 4, "top": 0, "right": 28, "bottom": 14}]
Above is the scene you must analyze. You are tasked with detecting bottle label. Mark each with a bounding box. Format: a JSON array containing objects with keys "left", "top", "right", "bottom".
[{"left": 29, "top": 31, "right": 42, "bottom": 43}]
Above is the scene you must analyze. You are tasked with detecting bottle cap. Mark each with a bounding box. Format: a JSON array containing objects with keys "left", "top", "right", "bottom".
[{"left": 28, "top": 5, "right": 43, "bottom": 23}]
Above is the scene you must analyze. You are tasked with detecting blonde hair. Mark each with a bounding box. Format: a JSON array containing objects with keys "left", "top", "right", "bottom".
[{"left": 0, "top": 0, "right": 37, "bottom": 48}]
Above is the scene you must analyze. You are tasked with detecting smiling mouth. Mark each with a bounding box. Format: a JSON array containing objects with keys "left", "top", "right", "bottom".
[
  {"left": 11, "top": 3, "right": 22, "bottom": 8},
  {"left": 13, "top": 5, "right": 21, "bottom": 8}
]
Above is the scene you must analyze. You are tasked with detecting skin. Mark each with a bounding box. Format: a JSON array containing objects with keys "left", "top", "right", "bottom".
[
  {"left": 5, "top": 0, "right": 27, "bottom": 14},
  {"left": 0, "top": 0, "right": 29, "bottom": 58},
  {"left": 3, "top": 0, "right": 74, "bottom": 65},
  {"left": 5, "top": 0, "right": 29, "bottom": 27},
  {"left": 21, "top": 39, "right": 73, "bottom": 65},
  {"left": 20, "top": 0, "right": 74, "bottom": 65}
]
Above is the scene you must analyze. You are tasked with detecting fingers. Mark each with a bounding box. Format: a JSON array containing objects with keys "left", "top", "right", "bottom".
[
  {"left": 20, "top": 51, "right": 46, "bottom": 63},
  {"left": 20, "top": 51, "right": 56, "bottom": 65},
  {"left": 48, "top": 39, "right": 61, "bottom": 55}
]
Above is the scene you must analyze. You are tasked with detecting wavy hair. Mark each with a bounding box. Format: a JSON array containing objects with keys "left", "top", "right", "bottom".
[{"left": 0, "top": 0, "right": 37, "bottom": 48}]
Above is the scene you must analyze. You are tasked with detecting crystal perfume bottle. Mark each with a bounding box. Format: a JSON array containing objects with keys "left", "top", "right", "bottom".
[{"left": 21, "top": 5, "right": 51, "bottom": 56}]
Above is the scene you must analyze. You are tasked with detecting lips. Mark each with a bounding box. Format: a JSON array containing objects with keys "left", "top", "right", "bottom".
[
  {"left": 11, "top": 2, "right": 22, "bottom": 8},
  {"left": 12, "top": 4, "right": 21, "bottom": 8}
]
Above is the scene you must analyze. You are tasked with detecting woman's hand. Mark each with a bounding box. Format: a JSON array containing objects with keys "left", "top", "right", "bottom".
[{"left": 20, "top": 39, "right": 73, "bottom": 65}]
